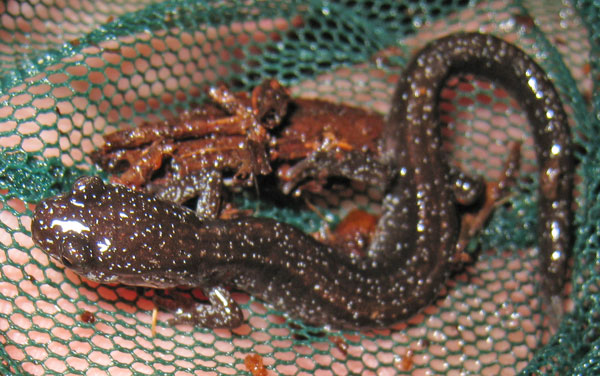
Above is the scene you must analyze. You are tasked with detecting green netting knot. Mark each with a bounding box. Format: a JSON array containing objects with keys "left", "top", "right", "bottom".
[{"left": 0, "top": 149, "right": 90, "bottom": 202}]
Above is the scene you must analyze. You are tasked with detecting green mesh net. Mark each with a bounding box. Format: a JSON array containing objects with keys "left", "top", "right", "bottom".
[{"left": 0, "top": 0, "right": 597, "bottom": 374}]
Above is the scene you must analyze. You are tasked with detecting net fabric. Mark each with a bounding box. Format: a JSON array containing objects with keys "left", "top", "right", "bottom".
[
  {"left": 0, "top": 0, "right": 164, "bottom": 95},
  {"left": 0, "top": 0, "right": 594, "bottom": 375}
]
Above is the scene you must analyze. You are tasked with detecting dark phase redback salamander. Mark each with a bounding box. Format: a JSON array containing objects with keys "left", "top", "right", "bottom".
[{"left": 31, "top": 33, "right": 572, "bottom": 328}]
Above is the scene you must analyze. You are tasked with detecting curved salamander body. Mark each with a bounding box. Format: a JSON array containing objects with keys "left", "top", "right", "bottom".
[
  {"left": 380, "top": 32, "right": 573, "bottom": 298},
  {"left": 31, "top": 33, "right": 572, "bottom": 328}
]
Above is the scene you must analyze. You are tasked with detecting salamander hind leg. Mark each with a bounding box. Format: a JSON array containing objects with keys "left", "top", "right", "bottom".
[{"left": 454, "top": 143, "right": 522, "bottom": 257}]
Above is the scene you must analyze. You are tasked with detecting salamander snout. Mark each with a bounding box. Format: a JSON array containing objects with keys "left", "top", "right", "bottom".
[{"left": 32, "top": 194, "right": 66, "bottom": 259}]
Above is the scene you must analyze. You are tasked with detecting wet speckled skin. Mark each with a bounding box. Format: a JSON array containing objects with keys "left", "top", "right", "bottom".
[
  {"left": 380, "top": 32, "right": 572, "bottom": 297},
  {"left": 32, "top": 33, "right": 572, "bottom": 328}
]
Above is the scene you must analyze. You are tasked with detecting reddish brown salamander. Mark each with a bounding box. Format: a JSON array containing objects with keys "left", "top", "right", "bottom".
[{"left": 31, "top": 33, "right": 572, "bottom": 328}]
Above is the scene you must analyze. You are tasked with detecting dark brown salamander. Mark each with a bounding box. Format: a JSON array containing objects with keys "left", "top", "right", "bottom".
[{"left": 31, "top": 33, "right": 572, "bottom": 328}]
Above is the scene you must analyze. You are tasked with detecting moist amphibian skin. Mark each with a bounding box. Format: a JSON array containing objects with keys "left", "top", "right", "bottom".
[{"left": 32, "top": 33, "right": 573, "bottom": 329}]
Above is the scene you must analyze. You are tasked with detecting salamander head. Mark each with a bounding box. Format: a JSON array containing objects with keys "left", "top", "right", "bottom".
[
  {"left": 32, "top": 176, "right": 192, "bottom": 288},
  {"left": 32, "top": 176, "right": 108, "bottom": 275},
  {"left": 33, "top": 176, "right": 209, "bottom": 288}
]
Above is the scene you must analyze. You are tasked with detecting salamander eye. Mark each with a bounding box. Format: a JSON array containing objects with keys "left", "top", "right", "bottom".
[
  {"left": 59, "top": 235, "right": 95, "bottom": 270},
  {"left": 72, "top": 176, "right": 105, "bottom": 198}
]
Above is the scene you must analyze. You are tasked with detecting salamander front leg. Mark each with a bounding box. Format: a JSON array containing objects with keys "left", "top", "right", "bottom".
[
  {"left": 161, "top": 286, "right": 244, "bottom": 329},
  {"left": 147, "top": 170, "right": 223, "bottom": 219},
  {"left": 278, "top": 149, "right": 392, "bottom": 196}
]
